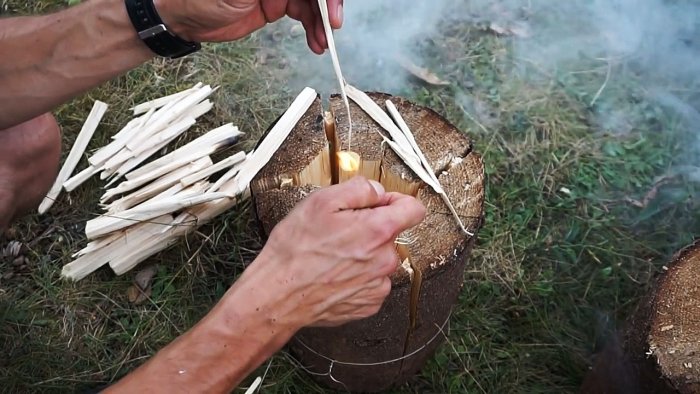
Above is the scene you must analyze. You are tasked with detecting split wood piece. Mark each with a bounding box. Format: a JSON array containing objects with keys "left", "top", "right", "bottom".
[
  {"left": 126, "top": 123, "right": 241, "bottom": 180},
  {"left": 336, "top": 151, "right": 360, "bottom": 182},
  {"left": 131, "top": 82, "right": 203, "bottom": 115},
  {"left": 181, "top": 151, "right": 246, "bottom": 188},
  {"left": 386, "top": 100, "right": 472, "bottom": 236},
  {"left": 72, "top": 231, "right": 122, "bottom": 258},
  {"left": 129, "top": 99, "right": 213, "bottom": 157},
  {"left": 63, "top": 165, "right": 100, "bottom": 192},
  {"left": 100, "top": 117, "right": 198, "bottom": 185},
  {"left": 106, "top": 118, "right": 237, "bottom": 185},
  {"left": 104, "top": 157, "right": 212, "bottom": 213},
  {"left": 38, "top": 100, "right": 109, "bottom": 214},
  {"left": 345, "top": 85, "right": 414, "bottom": 153},
  {"left": 86, "top": 190, "right": 229, "bottom": 240},
  {"left": 329, "top": 93, "right": 384, "bottom": 182},
  {"left": 126, "top": 85, "right": 215, "bottom": 151},
  {"left": 102, "top": 143, "right": 216, "bottom": 202},
  {"left": 230, "top": 87, "right": 319, "bottom": 196},
  {"left": 317, "top": 0, "right": 352, "bottom": 148},
  {"left": 89, "top": 117, "right": 140, "bottom": 166},
  {"left": 250, "top": 92, "right": 328, "bottom": 196},
  {"left": 323, "top": 111, "right": 340, "bottom": 185},
  {"left": 108, "top": 179, "right": 250, "bottom": 276},
  {"left": 61, "top": 216, "right": 173, "bottom": 281},
  {"left": 581, "top": 240, "right": 700, "bottom": 394},
  {"left": 251, "top": 91, "right": 484, "bottom": 392},
  {"left": 209, "top": 153, "right": 250, "bottom": 193}
]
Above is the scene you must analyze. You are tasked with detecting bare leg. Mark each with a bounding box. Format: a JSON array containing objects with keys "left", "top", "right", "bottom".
[{"left": 0, "top": 113, "right": 61, "bottom": 231}]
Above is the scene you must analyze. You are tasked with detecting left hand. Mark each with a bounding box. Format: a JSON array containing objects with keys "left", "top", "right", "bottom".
[{"left": 154, "top": 0, "right": 344, "bottom": 54}]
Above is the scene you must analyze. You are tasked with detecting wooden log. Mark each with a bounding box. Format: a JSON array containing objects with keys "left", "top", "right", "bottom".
[
  {"left": 250, "top": 91, "right": 484, "bottom": 392},
  {"left": 582, "top": 240, "right": 700, "bottom": 394},
  {"left": 39, "top": 100, "right": 108, "bottom": 214}
]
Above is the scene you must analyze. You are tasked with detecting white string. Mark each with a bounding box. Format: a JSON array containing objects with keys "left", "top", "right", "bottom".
[{"left": 294, "top": 312, "right": 451, "bottom": 368}]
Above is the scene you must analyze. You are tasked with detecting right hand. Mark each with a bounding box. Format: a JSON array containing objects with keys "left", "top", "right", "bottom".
[{"left": 251, "top": 177, "right": 426, "bottom": 328}]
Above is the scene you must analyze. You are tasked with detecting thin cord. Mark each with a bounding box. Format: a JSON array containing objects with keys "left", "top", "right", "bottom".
[{"left": 295, "top": 312, "right": 451, "bottom": 367}]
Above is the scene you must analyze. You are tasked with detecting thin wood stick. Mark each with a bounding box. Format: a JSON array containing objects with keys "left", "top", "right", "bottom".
[
  {"left": 63, "top": 165, "right": 100, "bottom": 192},
  {"left": 62, "top": 216, "right": 173, "bottom": 280},
  {"left": 90, "top": 118, "right": 139, "bottom": 166},
  {"left": 126, "top": 85, "right": 215, "bottom": 151},
  {"left": 128, "top": 116, "right": 197, "bottom": 157},
  {"left": 86, "top": 192, "right": 230, "bottom": 240},
  {"left": 126, "top": 124, "right": 242, "bottom": 180},
  {"left": 208, "top": 153, "right": 250, "bottom": 193},
  {"left": 386, "top": 100, "right": 473, "bottom": 236},
  {"left": 101, "top": 117, "right": 200, "bottom": 184},
  {"left": 102, "top": 146, "right": 216, "bottom": 201},
  {"left": 102, "top": 156, "right": 212, "bottom": 207},
  {"left": 317, "top": 0, "right": 353, "bottom": 149},
  {"left": 131, "top": 82, "right": 203, "bottom": 115},
  {"left": 39, "top": 100, "right": 108, "bottom": 214},
  {"left": 228, "top": 87, "right": 317, "bottom": 196},
  {"left": 345, "top": 85, "right": 414, "bottom": 153},
  {"left": 181, "top": 151, "right": 246, "bottom": 187}
]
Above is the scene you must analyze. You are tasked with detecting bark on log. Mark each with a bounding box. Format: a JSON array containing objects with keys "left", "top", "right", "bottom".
[
  {"left": 251, "top": 92, "right": 485, "bottom": 392},
  {"left": 581, "top": 240, "right": 700, "bottom": 394}
]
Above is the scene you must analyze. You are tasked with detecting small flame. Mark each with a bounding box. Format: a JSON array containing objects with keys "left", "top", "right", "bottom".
[{"left": 337, "top": 151, "right": 360, "bottom": 172}]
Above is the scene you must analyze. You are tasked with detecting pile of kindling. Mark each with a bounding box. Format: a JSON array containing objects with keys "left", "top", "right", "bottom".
[{"left": 43, "top": 84, "right": 318, "bottom": 281}]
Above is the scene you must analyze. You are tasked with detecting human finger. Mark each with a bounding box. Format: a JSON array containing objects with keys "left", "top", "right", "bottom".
[
  {"left": 367, "top": 193, "right": 426, "bottom": 234},
  {"left": 287, "top": 0, "right": 325, "bottom": 53},
  {"left": 327, "top": 0, "right": 343, "bottom": 28},
  {"left": 312, "top": 177, "right": 386, "bottom": 212},
  {"left": 287, "top": 0, "right": 325, "bottom": 55}
]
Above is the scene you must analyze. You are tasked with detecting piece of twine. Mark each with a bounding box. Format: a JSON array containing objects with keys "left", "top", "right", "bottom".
[{"left": 288, "top": 312, "right": 452, "bottom": 390}]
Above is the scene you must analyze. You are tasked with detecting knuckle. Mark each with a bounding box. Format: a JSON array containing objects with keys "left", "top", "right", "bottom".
[{"left": 371, "top": 220, "right": 397, "bottom": 242}]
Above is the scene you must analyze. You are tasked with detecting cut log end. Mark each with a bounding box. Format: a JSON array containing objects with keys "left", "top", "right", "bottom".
[
  {"left": 582, "top": 240, "right": 700, "bottom": 394},
  {"left": 648, "top": 241, "right": 700, "bottom": 393}
]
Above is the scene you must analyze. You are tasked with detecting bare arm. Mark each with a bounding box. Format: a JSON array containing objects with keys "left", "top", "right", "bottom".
[
  {"left": 0, "top": 0, "right": 344, "bottom": 130},
  {"left": 0, "top": 0, "right": 152, "bottom": 129},
  {"left": 104, "top": 256, "right": 300, "bottom": 392},
  {"left": 106, "top": 178, "right": 426, "bottom": 393}
]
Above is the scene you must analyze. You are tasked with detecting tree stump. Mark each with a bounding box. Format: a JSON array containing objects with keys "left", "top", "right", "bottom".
[
  {"left": 251, "top": 92, "right": 485, "bottom": 392},
  {"left": 581, "top": 240, "right": 700, "bottom": 394}
]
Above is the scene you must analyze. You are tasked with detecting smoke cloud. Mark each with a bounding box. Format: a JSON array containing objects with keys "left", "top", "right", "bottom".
[{"left": 267, "top": 0, "right": 699, "bottom": 145}]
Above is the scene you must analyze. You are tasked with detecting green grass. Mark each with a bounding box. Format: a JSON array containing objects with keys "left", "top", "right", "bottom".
[{"left": 2, "top": 2, "right": 700, "bottom": 393}]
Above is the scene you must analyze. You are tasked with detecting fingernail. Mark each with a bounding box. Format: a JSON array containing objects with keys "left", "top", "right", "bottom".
[
  {"left": 368, "top": 180, "right": 385, "bottom": 195},
  {"left": 336, "top": 4, "right": 344, "bottom": 26}
]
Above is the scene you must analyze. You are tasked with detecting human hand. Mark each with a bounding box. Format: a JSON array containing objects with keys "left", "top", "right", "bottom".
[
  {"left": 247, "top": 177, "right": 426, "bottom": 328},
  {"left": 154, "top": 0, "right": 343, "bottom": 54}
]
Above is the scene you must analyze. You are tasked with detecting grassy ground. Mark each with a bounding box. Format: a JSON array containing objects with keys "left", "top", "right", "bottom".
[{"left": 2, "top": 1, "right": 700, "bottom": 393}]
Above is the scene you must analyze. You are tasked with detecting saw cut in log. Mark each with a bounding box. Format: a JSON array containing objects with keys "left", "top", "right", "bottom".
[
  {"left": 251, "top": 91, "right": 483, "bottom": 392},
  {"left": 582, "top": 240, "right": 700, "bottom": 394},
  {"left": 39, "top": 100, "right": 108, "bottom": 214}
]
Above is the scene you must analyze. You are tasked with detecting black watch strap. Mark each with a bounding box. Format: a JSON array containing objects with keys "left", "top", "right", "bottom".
[{"left": 124, "top": 0, "right": 201, "bottom": 59}]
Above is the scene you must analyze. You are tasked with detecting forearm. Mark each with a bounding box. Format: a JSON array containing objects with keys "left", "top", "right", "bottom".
[
  {"left": 0, "top": 0, "right": 153, "bottom": 129},
  {"left": 106, "top": 255, "right": 301, "bottom": 393}
]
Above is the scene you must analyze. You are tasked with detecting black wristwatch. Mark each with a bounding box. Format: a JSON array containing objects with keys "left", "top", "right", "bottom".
[{"left": 125, "top": 0, "right": 201, "bottom": 59}]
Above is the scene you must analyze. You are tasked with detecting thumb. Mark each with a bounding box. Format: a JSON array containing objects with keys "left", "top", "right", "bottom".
[{"left": 321, "top": 176, "right": 386, "bottom": 211}]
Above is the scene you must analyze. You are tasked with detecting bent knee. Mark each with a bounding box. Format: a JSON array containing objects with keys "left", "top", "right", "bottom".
[{"left": 0, "top": 113, "right": 62, "bottom": 222}]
